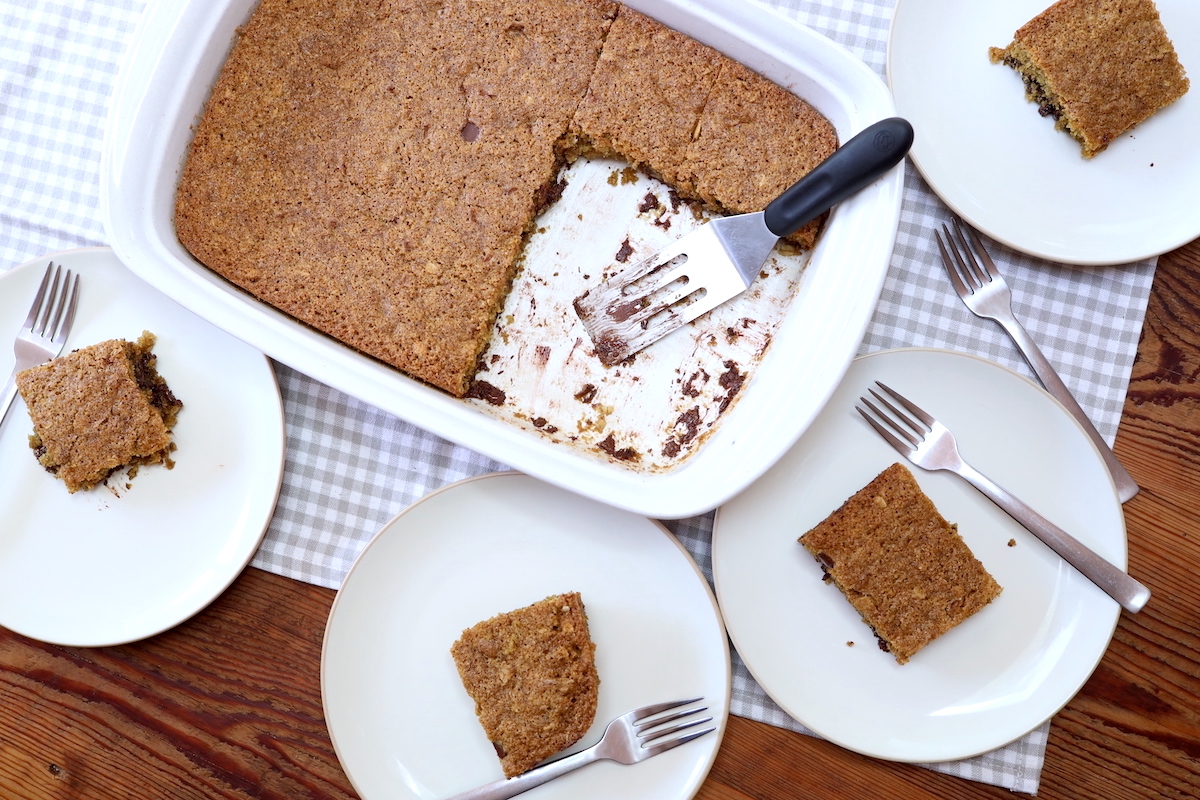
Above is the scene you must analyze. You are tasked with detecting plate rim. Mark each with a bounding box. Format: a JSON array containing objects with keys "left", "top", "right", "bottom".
[
  {"left": 0, "top": 246, "right": 285, "bottom": 646},
  {"left": 711, "top": 346, "right": 1124, "bottom": 762}
]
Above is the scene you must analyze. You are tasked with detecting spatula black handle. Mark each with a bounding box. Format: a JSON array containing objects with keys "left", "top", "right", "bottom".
[{"left": 763, "top": 117, "right": 913, "bottom": 238}]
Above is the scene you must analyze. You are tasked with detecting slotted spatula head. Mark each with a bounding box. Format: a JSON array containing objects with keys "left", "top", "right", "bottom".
[
  {"left": 574, "top": 117, "right": 914, "bottom": 366},
  {"left": 572, "top": 210, "right": 778, "bottom": 365}
]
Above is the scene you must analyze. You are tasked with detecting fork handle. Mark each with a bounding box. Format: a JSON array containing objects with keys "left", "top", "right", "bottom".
[
  {"left": 443, "top": 746, "right": 600, "bottom": 800},
  {"left": 1000, "top": 316, "right": 1140, "bottom": 503},
  {"left": 956, "top": 462, "right": 1150, "bottom": 613},
  {"left": 0, "top": 372, "right": 19, "bottom": 431}
]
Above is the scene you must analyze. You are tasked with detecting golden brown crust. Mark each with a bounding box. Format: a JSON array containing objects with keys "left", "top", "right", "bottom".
[
  {"left": 571, "top": 7, "right": 837, "bottom": 249},
  {"left": 451, "top": 593, "right": 600, "bottom": 777},
  {"left": 176, "top": 0, "right": 837, "bottom": 396},
  {"left": 990, "top": 0, "right": 1189, "bottom": 158},
  {"left": 176, "top": 0, "right": 618, "bottom": 396},
  {"left": 683, "top": 58, "right": 837, "bottom": 249},
  {"left": 799, "top": 463, "right": 1001, "bottom": 664},
  {"left": 15, "top": 332, "right": 183, "bottom": 493},
  {"left": 570, "top": 6, "right": 722, "bottom": 193}
]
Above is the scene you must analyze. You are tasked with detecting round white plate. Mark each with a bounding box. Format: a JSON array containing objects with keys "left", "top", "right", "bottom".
[
  {"left": 0, "top": 248, "right": 284, "bottom": 646},
  {"left": 321, "top": 472, "right": 730, "bottom": 800},
  {"left": 713, "top": 348, "right": 1125, "bottom": 762},
  {"left": 888, "top": 0, "right": 1200, "bottom": 265}
]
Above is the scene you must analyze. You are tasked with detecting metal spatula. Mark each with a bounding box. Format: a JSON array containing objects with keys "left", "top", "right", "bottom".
[{"left": 573, "top": 117, "right": 914, "bottom": 365}]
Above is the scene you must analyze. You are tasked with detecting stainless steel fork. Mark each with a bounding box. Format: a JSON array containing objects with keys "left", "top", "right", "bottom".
[
  {"left": 446, "top": 697, "right": 715, "bottom": 800},
  {"left": 935, "top": 220, "right": 1139, "bottom": 503},
  {"left": 0, "top": 263, "right": 81, "bottom": 430},
  {"left": 858, "top": 381, "right": 1150, "bottom": 614}
]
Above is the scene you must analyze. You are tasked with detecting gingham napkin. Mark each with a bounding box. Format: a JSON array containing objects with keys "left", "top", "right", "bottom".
[{"left": 0, "top": 0, "right": 1156, "bottom": 794}]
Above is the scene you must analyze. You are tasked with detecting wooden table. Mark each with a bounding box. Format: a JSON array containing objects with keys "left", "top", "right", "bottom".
[{"left": 3, "top": 239, "right": 1198, "bottom": 800}]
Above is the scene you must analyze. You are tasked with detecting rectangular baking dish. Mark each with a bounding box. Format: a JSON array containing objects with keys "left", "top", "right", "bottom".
[{"left": 100, "top": 0, "right": 903, "bottom": 519}]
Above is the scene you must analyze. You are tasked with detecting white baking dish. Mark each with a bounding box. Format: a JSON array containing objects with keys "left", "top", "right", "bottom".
[{"left": 101, "top": 0, "right": 902, "bottom": 519}]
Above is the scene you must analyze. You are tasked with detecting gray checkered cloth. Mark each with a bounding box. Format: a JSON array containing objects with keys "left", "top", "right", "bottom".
[{"left": 0, "top": 0, "right": 1155, "bottom": 794}]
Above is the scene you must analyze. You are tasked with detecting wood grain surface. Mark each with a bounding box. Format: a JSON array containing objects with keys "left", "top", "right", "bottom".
[{"left": 3, "top": 237, "right": 1199, "bottom": 799}]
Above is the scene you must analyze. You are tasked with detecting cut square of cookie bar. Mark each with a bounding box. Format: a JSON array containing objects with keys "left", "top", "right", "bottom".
[
  {"left": 15, "top": 331, "right": 182, "bottom": 493},
  {"left": 799, "top": 463, "right": 1001, "bottom": 664},
  {"left": 451, "top": 592, "right": 600, "bottom": 777},
  {"left": 989, "top": 0, "right": 1189, "bottom": 157}
]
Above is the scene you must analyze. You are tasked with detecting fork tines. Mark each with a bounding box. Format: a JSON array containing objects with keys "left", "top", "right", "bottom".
[
  {"left": 29, "top": 262, "right": 80, "bottom": 344},
  {"left": 856, "top": 381, "right": 934, "bottom": 452},
  {"left": 634, "top": 697, "right": 714, "bottom": 751},
  {"left": 935, "top": 218, "right": 998, "bottom": 296}
]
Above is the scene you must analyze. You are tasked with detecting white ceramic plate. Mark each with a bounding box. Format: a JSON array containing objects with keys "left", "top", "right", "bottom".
[
  {"left": 321, "top": 472, "right": 730, "bottom": 800},
  {"left": 888, "top": 0, "right": 1200, "bottom": 265},
  {"left": 101, "top": 0, "right": 903, "bottom": 520},
  {"left": 712, "top": 348, "right": 1125, "bottom": 762},
  {"left": 0, "top": 248, "right": 283, "bottom": 647}
]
